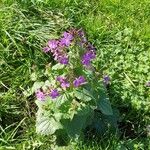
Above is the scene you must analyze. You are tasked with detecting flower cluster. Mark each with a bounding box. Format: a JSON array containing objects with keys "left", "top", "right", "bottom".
[
  {"left": 56, "top": 76, "right": 70, "bottom": 89},
  {"left": 36, "top": 90, "right": 45, "bottom": 101},
  {"left": 43, "top": 29, "right": 96, "bottom": 66},
  {"left": 36, "top": 29, "right": 97, "bottom": 101},
  {"left": 43, "top": 31, "right": 74, "bottom": 65},
  {"left": 36, "top": 75, "right": 86, "bottom": 100},
  {"left": 36, "top": 88, "right": 59, "bottom": 100}
]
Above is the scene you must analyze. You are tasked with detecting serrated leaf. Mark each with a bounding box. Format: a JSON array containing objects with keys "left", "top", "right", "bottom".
[{"left": 36, "top": 109, "right": 62, "bottom": 135}]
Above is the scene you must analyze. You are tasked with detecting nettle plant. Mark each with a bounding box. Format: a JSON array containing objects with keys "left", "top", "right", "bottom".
[{"left": 33, "top": 29, "right": 116, "bottom": 143}]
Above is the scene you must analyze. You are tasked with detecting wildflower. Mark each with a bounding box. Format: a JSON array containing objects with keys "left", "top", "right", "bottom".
[
  {"left": 57, "top": 76, "right": 66, "bottom": 82},
  {"left": 48, "top": 40, "right": 58, "bottom": 50},
  {"left": 49, "top": 89, "right": 59, "bottom": 99},
  {"left": 36, "top": 90, "right": 45, "bottom": 101},
  {"left": 82, "top": 50, "right": 96, "bottom": 66},
  {"left": 82, "top": 58, "right": 91, "bottom": 66},
  {"left": 103, "top": 75, "right": 110, "bottom": 85},
  {"left": 57, "top": 76, "right": 70, "bottom": 88},
  {"left": 145, "top": 81, "right": 150, "bottom": 87},
  {"left": 61, "top": 82, "right": 70, "bottom": 88},
  {"left": 58, "top": 55, "right": 69, "bottom": 65},
  {"left": 73, "top": 76, "right": 86, "bottom": 87},
  {"left": 47, "top": 42, "right": 69, "bottom": 65},
  {"left": 78, "top": 29, "right": 85, "bottom": 37},
  {"left": 60, "top": 32, "right": 73, "bottom": 47}
]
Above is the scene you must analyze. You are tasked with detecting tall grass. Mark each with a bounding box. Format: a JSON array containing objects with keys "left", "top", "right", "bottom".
[{"left": 0, "top": 1, "right": 71, "bottom": 148}]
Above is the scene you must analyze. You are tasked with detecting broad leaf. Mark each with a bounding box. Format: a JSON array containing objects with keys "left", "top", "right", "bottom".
[
  {"left": 52, "top": 63, "right": 64, "bottom": 70},
  {"left": 54, "top": 94, "right": 69, "bottom": 107},
  {"left": 63, "top": 105, "right": 93, "bottom": 137},
  {"left": 32, "top": 81, "right": 44, "bottom": 92},
  {"left": 36, "top": 109, "right": 62, "bottom": 135},
  {"left": 97, "top": 86, "right": 113, "bottom": 115},
  {"left": 74, "top": 88, "right": 93, "bottom": 102},
  {"left": 103, "top": 108, "right": 119, "bottom": 128},
  {"left": 35, "top": 97, "right": 52, "bottom": 109},
  {"left": 92, "top": 113, "right": 107, "bottom": 135}
]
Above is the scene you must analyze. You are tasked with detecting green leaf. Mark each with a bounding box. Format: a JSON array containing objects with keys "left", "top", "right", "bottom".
[
  {"left": 92, "top": 112, "right": 107, "bottom": 135},
  {"left": 32, "top": 81, "right": 44, "bottom": 92},
  {"left": 35, "top": 97, "right": 52, "bottom": 109},
  {"left": 54, "top": 94, "right": 69, "bottom": 107},
  {"left": 52, "top": 63, "right": 64, "bottom": 70},
  {"left": 36, "top": 109, "right": 62, "bottom": 135},
  {"left": 24, "top": 81, "right": 44, "bottom": 97},
  {"left": 30, "top": 72, "right": 37, "bottom": 81},
  {"left": 103, "top": 108, "right": 119, "bottom": 129},
  {"left": 74, "top": 88, "right": 93, "bottom": 102},
  {"left": 97, "top": 87, "right": 113, "bottom": 115},
  {"left": 63, "top": 105, "right": 93, "bottom": 137}
]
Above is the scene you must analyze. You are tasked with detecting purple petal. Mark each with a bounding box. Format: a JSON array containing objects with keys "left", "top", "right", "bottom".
[
  {"left": 48, "top": 40, "right": 58, "bottom": 49},
  {"left": 36, "top": 90, "right": 45, "bottom": 101},
  {"left": 43, "top": 47, "right": 50, "bottom": 53},
  {"left": 49, "top": 89, "right": 59, "bottom": 99},
  {"left": 73, "top": 76, "right": 86, "bottom": 87},
  {"left": 61, "top": 82, "right": 70, "bottom": 88},
  {"left": 58, "top": 56, "right": 69, "bottom": 65}
]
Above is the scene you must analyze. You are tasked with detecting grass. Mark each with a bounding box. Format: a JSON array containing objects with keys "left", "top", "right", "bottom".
[{"left": 0, "top": 0, "right": 150, "bottom": 149}]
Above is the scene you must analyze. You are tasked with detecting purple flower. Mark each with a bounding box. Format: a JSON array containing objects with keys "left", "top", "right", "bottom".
[
  {"left": 48, "top": 40, "right": 58, "bottom": 50},
  {"left": 61, "top": 82, "right": 70, "bottom": 88},
  {"left": 36, "top": 90, "right": 45, "bottom": 101},
  {"left": 103, "top": 75, "right": 110, "bottom": 85},
  {"left": 43, "top": 47, "right": 50, "bottom": 53},
  {"left": 60, "top": 32, "right": 73, "bottom": 47},
  {"left": 56, "top": 76, "right": 70, "bottom": 88},
  {"left": 63, "top": 31, "right": 73, "bottom": 39},
  {"left": 47, "top": 40, "right": 69, "bottom": 65},
  {"left": 49, "top": 89, "right": 59, "bottom": 99},
  {"left": 145, "top": 81, "right": 150, "bottom": 87},
  {"left": 86, "top": 50, "right": 96, "bottom": 59},
  {"left": 73, "top": 76, "right": 86, "bottom": 87},
  {"left": 58, "top": 55, "right": 69, "bottom": 65},
  {"left": 82, "top": 50, "right": 96, "bottom": 66},
  {"left": 57, "top": 76, "right": 66, "bottom": 82},
  {"left": 82, "top": 58, "right": 91, "bottom": 66}
]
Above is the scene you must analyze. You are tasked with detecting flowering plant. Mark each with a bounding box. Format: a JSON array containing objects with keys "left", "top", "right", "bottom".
[{"left": 33, "top": 29, "right": 115, "bottom": 143}]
